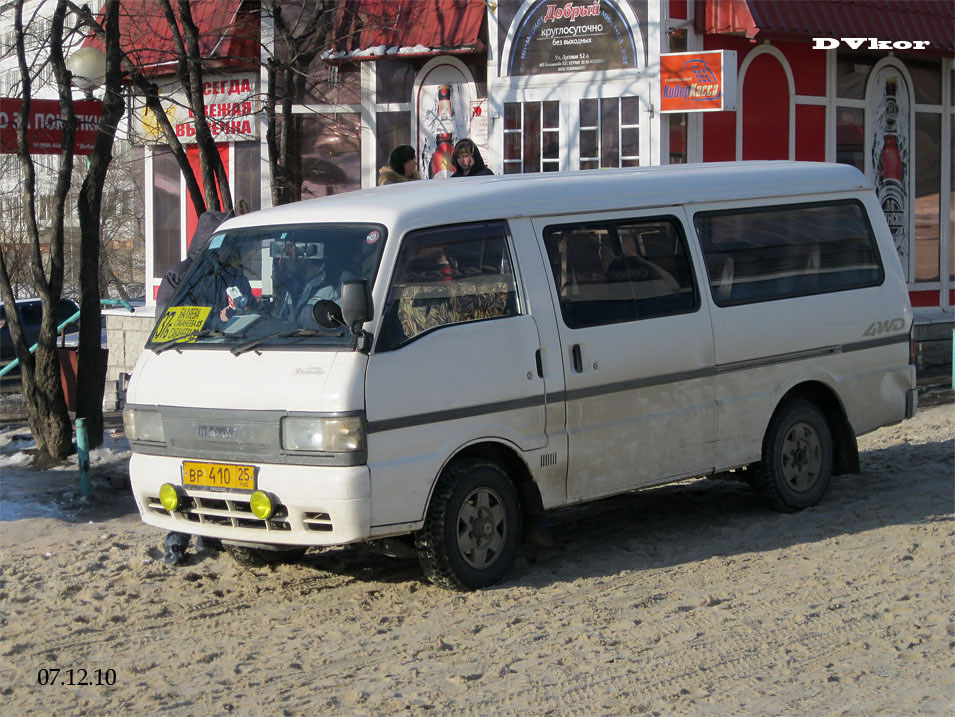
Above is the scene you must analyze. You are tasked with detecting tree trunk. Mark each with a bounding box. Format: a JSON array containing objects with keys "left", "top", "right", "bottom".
[
  {"left": 75, "top": 0, "right": 125, "bottom": 447},
  {"left": 2, "top": 1, "right": 74, "bottom": 464}
]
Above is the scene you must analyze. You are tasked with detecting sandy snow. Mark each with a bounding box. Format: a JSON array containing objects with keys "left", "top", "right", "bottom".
[{"left": 0, "top": 401, "right": 952, "bottom": 715}]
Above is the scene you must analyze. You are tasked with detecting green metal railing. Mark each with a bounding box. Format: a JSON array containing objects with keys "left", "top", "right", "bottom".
[{"left": 0, "top": 298, "right": 134, "bottom": 378}]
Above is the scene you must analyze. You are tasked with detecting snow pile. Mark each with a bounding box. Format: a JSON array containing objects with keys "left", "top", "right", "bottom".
[{"left": 0, "top": 424, "right": 131, "bottom": 521}]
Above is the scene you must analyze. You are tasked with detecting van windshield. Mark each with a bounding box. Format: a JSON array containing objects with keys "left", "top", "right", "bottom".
[{"left": 148, "top": 223, "right": 387, "bottom": 351}]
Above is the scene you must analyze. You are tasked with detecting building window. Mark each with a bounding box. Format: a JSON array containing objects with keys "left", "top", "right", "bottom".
[
  {"left": 376, "top": 111, "right": 411, "bottom": 172},
  {"left": 668, "top": 113, "right": 687, "bottom": 164},
  {"left": 503, "top": 101, "right": 559, "bottom": 174},
  {"left": 152, "top": 147, "right": 181, "bottom": 284},
  {"left": 376, "top": 62, "right": 415, "bottom": 104},
  {"left": 300, "top": 113, "right": 361, "bottom": 198},
  {"left": 835, "top": 106, "right": 865, "bottom": 172},
  {"left": 914, "top": 112, "right": 941, "bottom": 282},
  {"left": 234, "top": 142, "right": 261, "bottom": 213},
  {"left": 579, "top": 97, "right": 639, "bottom": 170}
]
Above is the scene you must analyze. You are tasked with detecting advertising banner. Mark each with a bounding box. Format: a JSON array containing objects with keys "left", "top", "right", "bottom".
[
  {"left": 415, "top": 61, "right": 485, "bottom": 179},
  {"left": 660, "top": 50, "right": 737, "bottom": 113},
  {"left": 505, "top": 0, "right": 640, "bottom": 76},
  {"left": 135, "top": 73, "right": 257, "bottom": 144},
  {"left": 0, "top": 98, "right": 102, "bottom": 155}
]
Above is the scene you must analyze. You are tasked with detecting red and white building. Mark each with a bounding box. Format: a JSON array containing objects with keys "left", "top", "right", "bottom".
[{"left": 125, "top": 0, "right": 953, "bottom": 360}]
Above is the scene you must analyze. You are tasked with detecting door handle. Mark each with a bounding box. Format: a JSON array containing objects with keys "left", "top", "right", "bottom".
[
  {"left": 571, "top": 344, "right": 583, "bottom": 373},
  {"left": 535, "top": 349, "right": 543, "bottom": 378}
]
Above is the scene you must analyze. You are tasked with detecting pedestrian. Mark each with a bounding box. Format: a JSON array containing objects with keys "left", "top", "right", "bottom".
[
  {"left": 450, "top": 138, "right": 493, "bottom": 177},
  {"left": 378, "top": 144, "right": 420, "bottom": 185}
]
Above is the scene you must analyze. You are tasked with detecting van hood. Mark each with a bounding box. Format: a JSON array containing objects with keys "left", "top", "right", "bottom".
[{"left": 127, "top": 348, "right": 366, "bottom": 413}]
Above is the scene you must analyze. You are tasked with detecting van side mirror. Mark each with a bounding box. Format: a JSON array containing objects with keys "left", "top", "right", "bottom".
[{"left": 341, "top": 279, "right": 373, "bottom": 331}]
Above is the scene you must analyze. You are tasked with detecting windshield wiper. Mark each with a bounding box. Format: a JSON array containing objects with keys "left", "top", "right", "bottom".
[
  {"left": 152, "top": 328, "right": 229, "bottom": 354},
  {"left": 230, "top": 328, "right": 335, "bottom": 356}
]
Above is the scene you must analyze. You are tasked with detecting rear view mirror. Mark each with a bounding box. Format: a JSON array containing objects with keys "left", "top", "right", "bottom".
[{"left": 341, "top": 280, "right": 373, "bottom": 330}]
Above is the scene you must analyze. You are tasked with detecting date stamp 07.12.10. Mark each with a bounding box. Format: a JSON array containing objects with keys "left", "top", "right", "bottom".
[{"left": 37, "top": 668, "right": 116, "bottom": 686}]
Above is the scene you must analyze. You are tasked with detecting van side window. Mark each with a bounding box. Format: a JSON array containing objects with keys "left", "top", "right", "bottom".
[
  {"left": 694, "top": 200, "right": 885, "bottom": 306},
  {"left": 543, "top": 217, "right": 697, "bottom": 329},
  {"left": 377, "top": 221, "right": 518, "bottom": 351}
]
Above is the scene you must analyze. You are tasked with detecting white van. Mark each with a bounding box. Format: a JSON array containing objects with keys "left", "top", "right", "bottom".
[{"left": 125, "top": 161, "right": 916, "bottom": 590}]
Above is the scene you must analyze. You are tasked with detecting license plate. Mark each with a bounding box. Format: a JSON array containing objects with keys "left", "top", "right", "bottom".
[{"left": 181, "top": 461, "right": 258, "bottom": 491}]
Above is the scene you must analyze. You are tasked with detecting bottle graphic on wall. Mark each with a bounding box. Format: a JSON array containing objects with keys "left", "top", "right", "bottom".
[
  {"left": 437, "top": 85, "right": 452, "bottom": 120},
  {"left": 877, "top": 83, "right": 906, "bottom": 253},
  {"left": 431, "top": 132, "right": 455, "bottom": 178}
]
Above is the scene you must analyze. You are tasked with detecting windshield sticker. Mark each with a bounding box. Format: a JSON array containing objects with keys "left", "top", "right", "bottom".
[
  {"left": 366, "top": 230, "right": 381, "bottom": 245},
  {"left": 208, "top": 234, "right": 225, "bottom": 249},
  {"left": 153, "top": 306, "right": 212, "bottom": 343}
]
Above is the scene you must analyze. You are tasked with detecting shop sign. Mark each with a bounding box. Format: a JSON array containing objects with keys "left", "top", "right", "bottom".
[
  {"left": 660, "top": 51, "right": 737, "bottom": 113},
  {"left": 469, "top": 99, "right": 489, "bottom": 146},
  {"left": 505, "top": 0, "right": 639, "bottom": 76},
  {"left": 0, "top": 98, "right": 102, "bottom": 155},
  {"left": 136, "top": 73, "right": 257, "bottom": 144}
]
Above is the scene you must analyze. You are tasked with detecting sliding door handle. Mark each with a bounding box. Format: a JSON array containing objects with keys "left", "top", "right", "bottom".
[
  {"left": 535, "top": 349, "right": 544, "bottom": 378},
  {"left": 571, "top": 344, "right": 583, "bottom": 373}
]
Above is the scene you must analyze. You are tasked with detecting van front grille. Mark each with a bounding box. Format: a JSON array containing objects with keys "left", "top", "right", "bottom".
[
  {"left": 303, "top": 512, "right": 333, "bottom": 531},
  {"left": 146, "top": 494, "right": 292, "bottom": 531}
]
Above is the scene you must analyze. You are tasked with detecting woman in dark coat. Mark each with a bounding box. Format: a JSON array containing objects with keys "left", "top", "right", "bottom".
[{"left": 450, "top": 138, "right": 493, "bottom": 177}]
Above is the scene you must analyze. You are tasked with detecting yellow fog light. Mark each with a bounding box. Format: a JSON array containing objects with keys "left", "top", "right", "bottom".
[
  {"left": 159, "top": 483, "right": 182, "bottom": 512},
  {"left": 249, "top": 491, "right": 274, "bottom": 520}
]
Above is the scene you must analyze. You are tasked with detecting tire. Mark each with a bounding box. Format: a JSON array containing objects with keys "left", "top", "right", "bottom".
[
  {"left": 415, "top": 459, "right": 522, "bottom": 591},
  {"left": 754, "top": 400, "right": 833, "bottom": 512},
  {"left": 224, "top": 543, "right": 307, "bottom": 567}
]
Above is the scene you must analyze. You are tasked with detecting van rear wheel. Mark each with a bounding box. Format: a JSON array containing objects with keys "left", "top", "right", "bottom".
[
  {"left": 755, "top": 400, "right": 833, "bottom": 512},
  {"left": 415, "top": 459, "right": 521, "bottom": 591}
]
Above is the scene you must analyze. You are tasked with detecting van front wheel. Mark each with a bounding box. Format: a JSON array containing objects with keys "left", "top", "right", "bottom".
[
  {"left": 415, "top": 459, "right": 522, "bottom": 591},
  {"left": 755, "top": 400, "right": 833, "bottom": 512}
]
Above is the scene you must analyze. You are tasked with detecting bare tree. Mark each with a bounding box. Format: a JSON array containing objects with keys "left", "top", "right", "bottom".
[
  {"left": 67, "top": 1, "right": 208, "bottom": 217},
  {"left": 0, "top": 0, "right": 74, "bottom": 464},
  {"left": 159, "top": 0, "right": 233, "bottom": 213},
  {"left": 264, "top": 0, "right": 336, "bottom": 206},
  {"left": 74, "top": 0, "right": 125, "bottom": 447}
]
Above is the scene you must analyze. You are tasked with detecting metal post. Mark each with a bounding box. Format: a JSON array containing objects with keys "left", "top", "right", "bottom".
[{"left": 76, "top": 417, "right": 92, "bottom": 499}]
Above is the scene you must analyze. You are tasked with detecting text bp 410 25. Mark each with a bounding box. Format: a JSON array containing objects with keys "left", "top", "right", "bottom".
[{"left": 181, "top": 461, "right": 258, "bottom": 491}]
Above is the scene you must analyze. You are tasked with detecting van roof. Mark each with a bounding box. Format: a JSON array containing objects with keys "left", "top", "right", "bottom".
[{"left": 224, "top": 161, "right": 872, "bottom": 232}]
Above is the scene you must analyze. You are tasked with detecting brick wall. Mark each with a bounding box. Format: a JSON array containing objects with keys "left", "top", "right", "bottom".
[{"left": 103, "top": 308, "right": 155, "bottom": 409}]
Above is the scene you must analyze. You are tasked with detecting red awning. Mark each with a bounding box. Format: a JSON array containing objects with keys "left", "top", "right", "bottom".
[
  {"left": 702, "top": 0, "right": 954, "bottom": 56},
  {"left": 325, "top": 0, "right": 485, "bottom": 62},
  {"left": 84, "top": 0, "right": 259, "bottom": 76}
]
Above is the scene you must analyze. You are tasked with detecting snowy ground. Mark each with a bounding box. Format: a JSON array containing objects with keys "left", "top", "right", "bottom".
[{"left": 0, "top": 398, "right": 952, "bottom": 715}]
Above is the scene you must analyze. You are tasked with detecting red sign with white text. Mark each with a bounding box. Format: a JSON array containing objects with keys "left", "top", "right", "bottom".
[
  {"left": 0, "top": 98, "right": 102, "bottom": 155},
  {"left": 660, "top": 51, "right": 737, "bottom": 113}
]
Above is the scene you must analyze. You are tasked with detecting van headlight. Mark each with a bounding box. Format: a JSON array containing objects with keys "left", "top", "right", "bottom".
[
  {"left": 281, "top": 415, "right": 365, "bottom": 453},
  {"left": 123, "top": 407, "right": 166, "bottom": 443}
]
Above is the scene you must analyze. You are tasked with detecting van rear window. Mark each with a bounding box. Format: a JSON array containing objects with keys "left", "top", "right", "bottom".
[{"left": 694, "top": 200, "right": 884, "bottom": 306}]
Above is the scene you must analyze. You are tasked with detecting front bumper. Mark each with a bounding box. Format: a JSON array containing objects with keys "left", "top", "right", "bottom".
[{"left": 129, "top": 453, "right": 371, "bottom": 546}]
